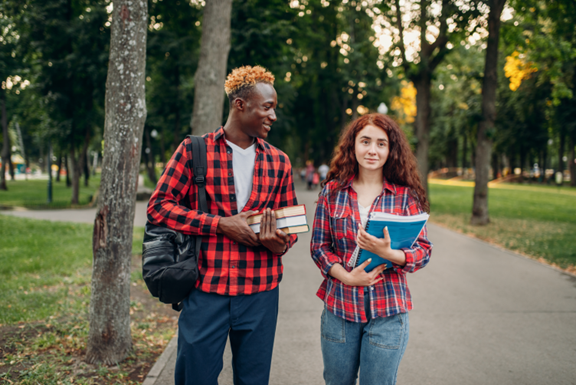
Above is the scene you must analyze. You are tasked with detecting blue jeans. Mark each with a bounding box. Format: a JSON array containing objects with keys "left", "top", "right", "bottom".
[
  {"left": 175, "top": 287, "right": 279, "bottom": 385},
  {"left": 320, "top": 294, "right": 409, "bottom": 385}
]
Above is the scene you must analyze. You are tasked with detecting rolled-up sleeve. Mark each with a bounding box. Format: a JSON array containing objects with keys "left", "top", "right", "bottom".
[
  {"left": 311, "top": 193, "right": 342, "bottom": 278},
  {"left": 146, "top": 139, "right": 220, "bottom": 236}
]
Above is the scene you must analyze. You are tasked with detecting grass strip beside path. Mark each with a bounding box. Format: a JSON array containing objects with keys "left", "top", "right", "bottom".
[
  {"left": 0, "top": 177, "right": 100, "bottom": 209},
  {"left": 0, "top": 215, "right": 177, "bottom": 384},
  {"left": 429, "top": 182, "right": 576, "bottom": 273}
]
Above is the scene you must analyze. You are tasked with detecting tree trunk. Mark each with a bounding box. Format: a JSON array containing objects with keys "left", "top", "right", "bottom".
[
  {"left": 462, "top": 133, "right": 468, "bottom": 170},
  {"left": 414, "top": 72, "right": 432, "bottom": 194},
  {"left": 65, "top": 153, "right": 71, "bottom": 187},
  {"left": 159, "top": 130, "right": 166, "bottom": 166},
  {"left": 56, "top": 152, "right": 62, "bottom": 182},
  {"left": 47, "top": 144, "right": 53, "bottom": 203},
  {"left": 84, "top": 147, "right": 90, "bottom": 187},
  {"left": 70, "top": 143, "right": 80, "bottom": 204},
  {"left": 558, "top": 130, "right": 565, "bottom": 184},
  {"left": 8, "top": 153, "right": 15, "bottom": 180},
  {"left": 189, "top": 0, "right": 233, "bottom": 135},
  {"left": 491, "top": 151, "right": 499, "bottom": 180},
  {"left": 86, "top": 0, "right": 147, "bottom": 365},
  {"left": 351, "top": 96, "right": 360, "bottom": 122},
  {"left": 1, "top": 88, "right": 9, "bottom": 190},
  {"left": 569, "top": 134, "right": 575, "bottom": 187},
  {"left": 519, "top": 148, "right": 526, "bottom": 182},
  {"left": 70, "top": 127, "right": 90, "bottom": 204},
  {"left": 471, "top": 0, "right": 505, "bottom": 226}
]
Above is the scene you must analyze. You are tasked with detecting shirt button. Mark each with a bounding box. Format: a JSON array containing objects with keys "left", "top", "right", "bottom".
[
  {"left": 232, "top": 265, "right": 236, "bottom": 268},
  {"left": 227, "top": 150, "right": 231, "bottom": 154},
  {"left": 233, "top": 241, "right": 236, "bottom": 245},
  {"left": 228, "top": 172, "right": 232, "bottom": 176}
]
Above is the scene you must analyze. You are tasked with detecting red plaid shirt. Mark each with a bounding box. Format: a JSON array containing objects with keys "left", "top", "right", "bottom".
[
  {"left": 310, "top": 178, "right": 432, "bottom": 322},
  {"left": 147, "top": 127, "right": 298, "bottom": 296}
]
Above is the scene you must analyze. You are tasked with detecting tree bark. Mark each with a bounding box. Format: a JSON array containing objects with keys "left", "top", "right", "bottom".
[
  {"left": 56, "top": 152, "right": 62, "bottom": 182},
  {"left": 84, "top": 147, "right": 90, "bottom": 187},
  {"left": 189, "top": 0, "right": 233, "bottom": 135},
  {"left": 70, "top": 141, "right": 80, "bottom": 204},
  {"left": 8, "top": 152, "right": 15, "bottom": 180},
  {"left": 70, "top": 128, "right": 89, "bottom": 205},
  {"left": 1, "top": 88, "right": 9, "bottom": 191},
  {"left": 569, "top": 134, "right": 575, "bottom": 187},
  {"left": 462, "top": 133, "right": 468, "bottom": 170},
  {"left": 414, "top": 72, "right": 432, "bottom": 193},
  {"left": 558, "top": 130, "right": 565, "bottom": 183},
  {"left": 471, "top": 0, "right": 505, "bottom": 225},
  {"left": 86, "top": 0, "right": 147, "bottom": 365},
  {"left": 65, "top": 153, "right": 71, "bottom": 187}
]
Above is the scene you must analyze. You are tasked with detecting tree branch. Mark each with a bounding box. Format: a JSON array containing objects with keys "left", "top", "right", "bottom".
[
  {"left": 425, "top": 0, "right": 449, "bottom": 57},
  {"left": 394, "top": 0, "right": 409, "bottom": 73}
]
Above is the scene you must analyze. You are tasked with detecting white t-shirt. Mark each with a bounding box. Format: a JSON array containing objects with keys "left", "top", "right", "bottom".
[
  {"left": 358, "top": 202, "right": 370, "bottom": 229},
  {"left": 226, "top": 140, "right": 256, "bottom": 212},
  {"left": 349, "top": 202, "right": 370, "bottom": 268}
]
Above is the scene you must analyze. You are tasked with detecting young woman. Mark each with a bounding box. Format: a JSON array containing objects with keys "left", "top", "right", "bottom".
[{"left": 310, "top": 114, "right": 432, "bottom": 385}]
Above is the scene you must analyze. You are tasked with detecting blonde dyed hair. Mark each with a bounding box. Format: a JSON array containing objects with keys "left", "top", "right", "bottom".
[{"left": 224, "top": 65, "right": 275, "bottom": 96}]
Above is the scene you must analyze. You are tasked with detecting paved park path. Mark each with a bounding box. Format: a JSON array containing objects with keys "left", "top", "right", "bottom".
[{"left": 2, "top": 182, "right": 575, "bottom": 384}]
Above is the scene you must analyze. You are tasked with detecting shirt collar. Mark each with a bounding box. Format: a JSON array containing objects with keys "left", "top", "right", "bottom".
[
  {"left": 214, "top": 126, "right": 266, "bottom": 151},
  {"left": 343, "top": 175, "right": 397, "bottom": 195}
]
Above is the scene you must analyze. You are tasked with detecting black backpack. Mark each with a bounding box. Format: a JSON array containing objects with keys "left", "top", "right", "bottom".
[{"left": 141, "top": 135, "right": 208, "bottom": 311}]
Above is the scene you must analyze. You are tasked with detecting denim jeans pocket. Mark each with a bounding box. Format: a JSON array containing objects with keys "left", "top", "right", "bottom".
[
  {"left": 368, "top": 313, "right": 406, "bottom": 350},
  {"left": 321, "top": 308, "right": 346, "bottom": 343}
]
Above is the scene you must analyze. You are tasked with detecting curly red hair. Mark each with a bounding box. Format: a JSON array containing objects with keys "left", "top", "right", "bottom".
[{"left": 324, "top": 113, "right": 429, "bottom": 212}]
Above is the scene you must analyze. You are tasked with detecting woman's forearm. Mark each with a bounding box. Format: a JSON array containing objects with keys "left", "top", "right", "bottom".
[
  {"left": 328, "top": 263, "right": 350, "bottom": 285},
  {"left": 380, "top": 249, "right": 407, "bottom": 267}
]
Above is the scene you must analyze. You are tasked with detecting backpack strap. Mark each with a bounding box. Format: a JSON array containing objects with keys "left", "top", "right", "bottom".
[
  {"left": 188, "top": 135, "right": 208, "bottom": 260},
  {"left": 172, "top": 135, "right": 208, "bottom": 313}
]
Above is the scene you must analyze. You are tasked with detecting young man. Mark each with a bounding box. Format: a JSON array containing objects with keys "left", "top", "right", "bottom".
[{"left": 147, "top": 65, "right": 298, "bottom": 385}]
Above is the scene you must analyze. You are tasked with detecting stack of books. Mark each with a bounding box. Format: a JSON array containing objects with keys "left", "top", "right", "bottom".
[{"left": 247, "top": 204, "right": 309, "bottom": 234}]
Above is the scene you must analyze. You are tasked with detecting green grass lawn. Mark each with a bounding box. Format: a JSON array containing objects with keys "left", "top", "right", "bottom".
[
  {"left": 0, "top": 177, "right": 100, "bottom": 209},
  {"left": 0, "top": 215, "right": 180, "bottom": 384},
  {"left": 429, "top": 182, "right": 576, "bottom": 271},
  {"left": 0, "top": 215, "right": 144, "bottom": 325}
]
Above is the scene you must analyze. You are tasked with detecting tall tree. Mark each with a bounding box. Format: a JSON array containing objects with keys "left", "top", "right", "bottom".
[
  {"left": 146, "top": 0, "right": 202, "bottom": 159},
  {"left": 381, "top": 0, "right": 481, "bottom": 192},
  {"left": 471, "top": 0, "right": 507, "bottom": 225},
  {"left": 86, "top": 0, "right": 147, "bottom": 365},
  {"left": 0, "top": 1, "right": 19, "bottom": 190},
  {"left": 14, "top": 0, "right": 110, "bottom": 203},
  {"left": 190, "top": 0, "right": 233, "bottom": 135}
]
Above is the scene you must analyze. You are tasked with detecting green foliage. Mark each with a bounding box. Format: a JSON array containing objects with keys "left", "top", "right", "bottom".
[
  {"left": 145, "top": 0, "right": 203, "bottom": 161},
  {"left": 429, "top": 45, "right": 484, "bottom": 170},
  {"left": 3, "top": 0, "right": 576, "bottom": 186}
]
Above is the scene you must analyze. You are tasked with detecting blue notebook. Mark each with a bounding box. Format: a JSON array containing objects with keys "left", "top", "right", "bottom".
[{"left": 356, "top": 212, "right": 429, "bottom": 272}]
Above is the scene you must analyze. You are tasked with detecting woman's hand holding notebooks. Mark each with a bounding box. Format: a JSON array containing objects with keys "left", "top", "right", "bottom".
[{"left": 354, "top": 212, "right": 429, "bottom": 272}]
